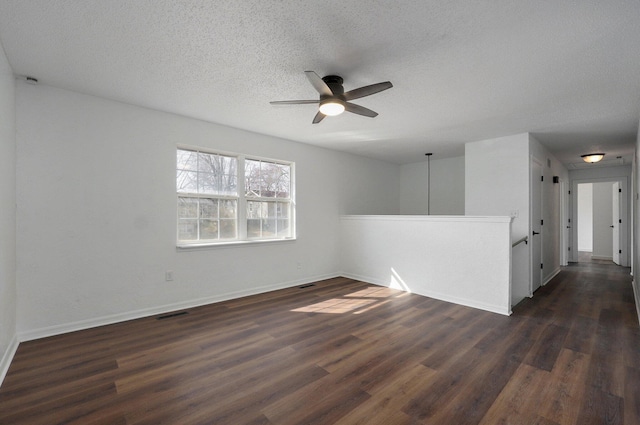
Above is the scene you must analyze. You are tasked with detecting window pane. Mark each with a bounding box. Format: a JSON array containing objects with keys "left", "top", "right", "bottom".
[
  {"left": 220, "top": 155, "right": 237, "bottom": 176},
  {"left": 198, "top": 172, "right": 219, "bottom": 194},
  {"left": 199, "top": 199, "right": 218, "bottom": 219},
  {"left": 221, "top": 175, "right": 237, "bottom": 195},
  {"left": 247, "top": 200, "right": 264, "bottom": 238},
  {"left": 200, "top": 220, "right": 219, "bottom": 240},
  {"left": 262, "top": 162, "right": 290, "bottom": 198},
  {"left": 247, "top": 219, "right": 261, "bottom": 238},
  {"left": 245, "top": 160, "right": 291, "bottom": 199},
  {"left": 245, "top": 201, "right": 291, "bottom": 239},
  {"left": 178, "top": 197, "right": 198, "bottom": 219},
  {"left": 178, "top": 220, "right": 198, "bottom": 240},
  {"left": 276, "top": 165, "right": 290, "bottom": 198},
  {"left": 177, "top": 150, "right": 238, "bottom": 196},
  {"left": 220, "top": 200, "right": 237, "bottom": 218},
  {"left": 263, "top": 219, "right": 276, "bottom": 237},
  {"left": 204, "top": 155, "right": 236, "bottom": 189},
  {"left": 177, "top": 149, "right": 198, "bottom": 171},
  {"left": 247, "top": 201, "right": 260, "bottom": 220},
  {"left": 278, "top": 202, "right": 289, "bottom": 219},
  {"left": 245, "top": 160, "right": 261, "bottom": 196},
  {"left": 277, "top": 219, "right": 290, "bottom": 237},
  {"left": 266, "top": 202, "right": 277, "bottom": 219},
  {"left": 197, "top": 152, "right": 216, "bottom": 174},
  {"left": 177, "top": 170, "right": 197, "bottom": 193},
  {"left": 220, "top": 219, "right": 237, "bottom": 239}
]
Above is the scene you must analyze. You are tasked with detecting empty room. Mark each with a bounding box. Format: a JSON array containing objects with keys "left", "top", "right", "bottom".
[{"left": 1, "top": 1, "right": 639, "bottom": 424}]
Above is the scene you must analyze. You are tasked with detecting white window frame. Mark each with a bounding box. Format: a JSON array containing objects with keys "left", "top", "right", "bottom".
[{"left": 176, "top": 146, "right": 295, "bottom": 248}]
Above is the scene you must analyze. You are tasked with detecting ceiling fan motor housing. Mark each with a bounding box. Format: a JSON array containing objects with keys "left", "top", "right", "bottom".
[{"left": 322, "top": 75, "right": 345, "bottom": 95}]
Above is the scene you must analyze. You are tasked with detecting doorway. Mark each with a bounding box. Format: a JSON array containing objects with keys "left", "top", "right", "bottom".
[{"left": 572, "top": 178, "right": 628, "bottom": 266}]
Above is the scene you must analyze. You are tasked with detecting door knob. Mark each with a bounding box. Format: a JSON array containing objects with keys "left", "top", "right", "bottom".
[{"left": 610, "top": 225, "right": 614, "bottom": 228}]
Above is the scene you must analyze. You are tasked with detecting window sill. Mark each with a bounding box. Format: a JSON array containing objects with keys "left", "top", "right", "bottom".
[{"left": 176, "top": 237, "right": 297, "bottom": 251}]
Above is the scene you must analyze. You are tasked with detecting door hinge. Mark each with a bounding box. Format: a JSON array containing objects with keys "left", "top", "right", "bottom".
[
  {"left": 619, "top": 249, "right": 622, "bottom": 254},
  {"left": 619, "top": 188, "right": 622, "bottom": 193},
  {"left": 568, "top": 247, "right": 571, "bottom": 251},
  {"left": 541, "top": 176, "right": 544, "bottom": 182},
  {"left": 541, "top": 219, "right": 544, "bottom": 225},
  {"left": 541, "top": 263, "right": 544, "bottom": 269},
  {"left": 619, "top": 219, "right": 622, "bottom": 223},
  {"left": 568, "top": 190, "right": 571, "bottom": 194}
]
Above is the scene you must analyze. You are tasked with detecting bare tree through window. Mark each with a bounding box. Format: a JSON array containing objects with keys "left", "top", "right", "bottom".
[
  {"left": 245, "top": 159, "right": 292, "bottom": 239},
  {"left": 177, "top": 149, "right": 238, "bottom": 242}
]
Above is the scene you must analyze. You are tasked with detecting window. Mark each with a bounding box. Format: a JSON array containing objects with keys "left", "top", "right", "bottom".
[
  {"left": 245, "top": 159, "right": 292, "bottom": 239},
  {"left": 177, "top": 147, "right": 294, "bottom": 245}
]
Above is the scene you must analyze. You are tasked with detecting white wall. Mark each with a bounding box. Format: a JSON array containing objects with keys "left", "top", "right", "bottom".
[
  {"left": 578, "top": 183, "right": 593, "bottom": 251},
  {"left": 465, "top": 133, "right": 569, "bottom": 306},
  {"left": 399, "top": 156, "right": 465, "bottom": 215},
  {"left": 0, "top": 41, "right": 17, "bottom": 383},
  {"left": 340, "top": 215, "right": 512, "bottom": 315},
  {"left": 399, "top": 161, "right": 429, "bottom": 214},
  {"left": 592, "top": 182, "right": 614, "bottom": 260},
  {"left": 465, "top": 133, "right": 530, "bottom": 306},
  {"left": 15, "top": 82, "right": 400, "bottom": 339}
]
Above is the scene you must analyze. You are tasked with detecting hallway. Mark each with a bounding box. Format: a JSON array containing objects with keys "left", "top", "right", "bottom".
[{"left": 509, "top": 259, "right": 638, "bottom": 424}]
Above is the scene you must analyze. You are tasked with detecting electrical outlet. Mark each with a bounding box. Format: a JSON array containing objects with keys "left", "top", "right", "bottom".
[{"left": 165, "top": 271, "right": 174, "bottom": 281}]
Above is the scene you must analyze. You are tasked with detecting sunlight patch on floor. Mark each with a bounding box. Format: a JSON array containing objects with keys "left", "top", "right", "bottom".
[
  {"left": 291, "top": 297, "right": 378, "bottom": 314},
  {"left": 291, "top": 282, "right": 410, "bottom": 314},
  {"left": 344, "top": 287, "right": 398, "bottom": 298}
]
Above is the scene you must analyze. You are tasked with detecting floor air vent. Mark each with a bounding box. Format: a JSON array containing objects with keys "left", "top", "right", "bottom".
[
  {"left": 157, "top": 311, "right": 189, "bottom": 320},
  {"left": 299, "top": 283, "right": 315, "bottom": 289}
]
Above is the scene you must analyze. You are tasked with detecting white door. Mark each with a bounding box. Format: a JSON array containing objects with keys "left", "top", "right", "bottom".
[
  {"left": 531, "top": 160, "right": 543, "bottom": 293},
  {"left": 612, "top": 182, "right": 620, "bottom": 265},
  {"left": 560, "top": 181, "right": 569, "bottom": 266}
]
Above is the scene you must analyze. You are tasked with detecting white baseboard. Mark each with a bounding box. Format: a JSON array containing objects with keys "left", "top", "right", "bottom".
[
  {"left": 542, "top": 268, "right": 561, "bottom": 286},
  {"left": 18, "top": 273, "right": 339, "bottom": 342},
  {"left": 0, "top": 334, "right": 19, "bottom": 388},
  {"left": 591, "top": 255, "right": 613, "bottom": 261},
  {"left": 340, "top": 272, "right": 511, "bottom": 316}
]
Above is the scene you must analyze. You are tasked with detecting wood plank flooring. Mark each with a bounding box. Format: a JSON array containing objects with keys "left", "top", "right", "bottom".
[{"left": 1, "top": 261, "right": 638, "bottom": 424}]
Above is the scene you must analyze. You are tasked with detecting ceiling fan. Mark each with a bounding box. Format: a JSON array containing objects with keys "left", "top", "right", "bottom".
[{"left": 270, "top": 71, "right": 393, "bottom": 124}]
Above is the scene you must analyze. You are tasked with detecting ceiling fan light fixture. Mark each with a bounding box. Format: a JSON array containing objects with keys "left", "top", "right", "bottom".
[
  {"left": 581, "top": 153, "right": 605, "bottom": 163},
  {"left": 270, "top": 71, "right": 392, "bottom": 123},
  {"left": 319, "top": 99, "right": 345, "bottom": 116}
]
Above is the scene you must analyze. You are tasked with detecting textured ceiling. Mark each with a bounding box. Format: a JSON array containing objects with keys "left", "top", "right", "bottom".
[{"left": 0, "top": 0, "right": 638, "bottom": 165}]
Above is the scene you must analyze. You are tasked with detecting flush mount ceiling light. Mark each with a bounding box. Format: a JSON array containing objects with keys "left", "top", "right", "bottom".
[
  {"left": 319, "top": 98, "right": 345, "bottom": 116},
  {"left": 581, "top": 153, "right": 605, "bottom": 163}
]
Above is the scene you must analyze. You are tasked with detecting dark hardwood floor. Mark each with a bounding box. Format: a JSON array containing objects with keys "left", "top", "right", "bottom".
[{"left": 1, "top": 261, "right": 639, "bottom": 424}]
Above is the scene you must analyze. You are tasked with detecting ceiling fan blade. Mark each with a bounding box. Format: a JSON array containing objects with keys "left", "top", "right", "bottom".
[
  {"left": 344, "top": 81, "right": 393, "bottom": 101},
  {"left": 270, "top": 100, "right": 319, "bottom": 105},
  {"left": 312, "top": 111, "right": 326, "bottom": 124},
  {"left": 344, "top": 102, "right": 378, "bottom": 118},
  {"left": 305, "top": 71, "right": 332, "bottom": 96}
]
